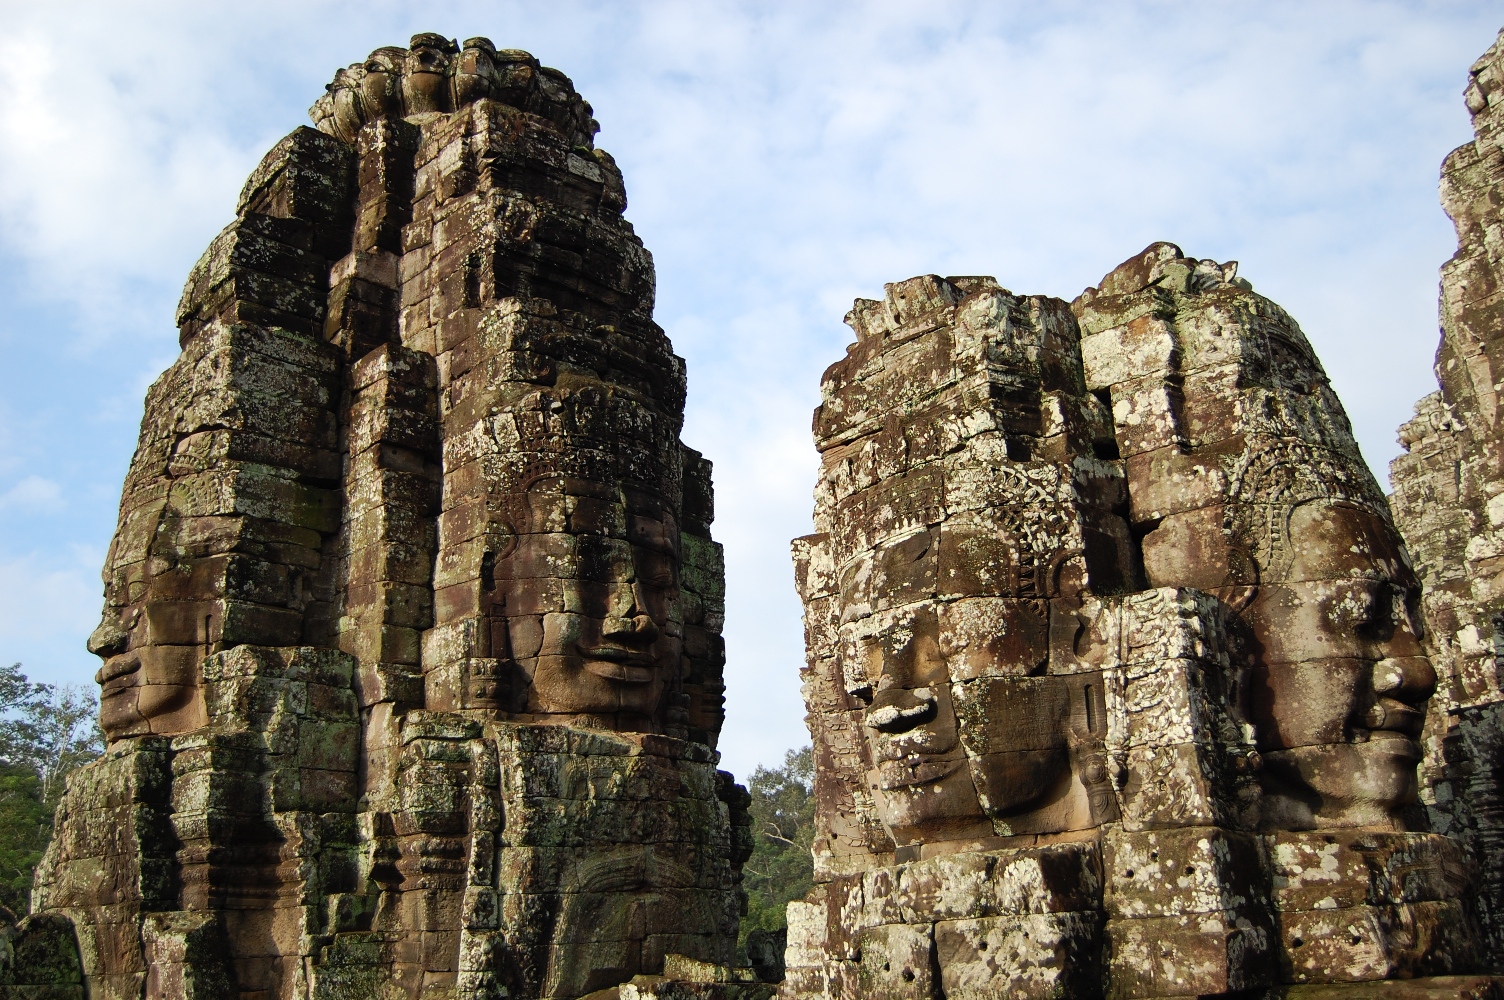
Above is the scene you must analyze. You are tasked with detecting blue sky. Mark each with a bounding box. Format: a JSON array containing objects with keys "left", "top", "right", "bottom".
[{"left": 0, "top": 0, "right": 1499, "bottom": 781}]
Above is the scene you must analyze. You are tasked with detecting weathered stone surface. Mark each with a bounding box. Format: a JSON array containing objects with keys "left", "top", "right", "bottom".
[
  {"left": 1390, "top": 26, "right": 1504, "bottom": 969},
  {"left": 24, "top": 19, "right": 1504, "bottom": 1000},
  {"left": 25, "top": 33, "right": 739, "bottom": 1000},
  {"left": 787, "top": 162, "right": 1500, "bottom": 992}
]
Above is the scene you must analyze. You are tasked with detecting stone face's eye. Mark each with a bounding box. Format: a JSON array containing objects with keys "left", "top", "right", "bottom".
[
  {"left": 1355, "top": 582, "right": 1402, "bottom": 640},
  {"left": 577, "top": 536, "right": 629, "bottom": 583},
  {"left": 1316, "top": 580, "right": 1386, "bottom": 637},
  {"left": 635, "top": 550, "right": 676, "bottom": 591}
]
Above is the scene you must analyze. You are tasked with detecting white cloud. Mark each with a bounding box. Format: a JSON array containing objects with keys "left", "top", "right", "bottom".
[
  {"left": 0, "top": 548, "right": 101, "bottom": 690},
  {"left": 0, "top": 475, "right": 62, "bottom": 512},
  {"left": 0, "top": 24, "right": 254, "bottom": 343}
]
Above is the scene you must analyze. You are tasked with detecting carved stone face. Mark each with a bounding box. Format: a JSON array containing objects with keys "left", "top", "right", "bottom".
[
  {"left": 837, "top": 526, "right": 1103, "bottom": 848},
  {"left": 453, "top": 38, "right": 497, "bottom": 107},
  {"left": 403, "top": 35, "right": 454, "bottom": 114},
  {"left": 359, "top": 48, "right": 406, "bottom": 120},
  {"left": 513, "top": 484, "right": 683, "bottom": 725},
  {"left": 89, "top": 597, "right": 207, "bottom": 742},
  {"left": 842, "top": 598, "right": 992, "bottom": 847},
  {"left": 1243, "top": 501, "right": 1436, "bottom": 829}
]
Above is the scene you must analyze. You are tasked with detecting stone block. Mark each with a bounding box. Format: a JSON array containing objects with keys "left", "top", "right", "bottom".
[
  {"left": 1104, "top": 826, "right": 1266, "bottom": 918},
  {"left": 934, "top": 912, "right": 1102, "bottom": 1000},
  {"left": 1280, "top": 900, "right": 1480, "bottom": 984},
  {"left": 1116, "top": 741, "right": 1251, "bottom": 831},
  {"left": 854, "top": 923, "right": 936, "bottom": 1000},
  {"left": 1278, "top": 976, "right": 1504, "bottom": 999},
  {"left": 1104, "top": 909, "right": 1274, "bottom": 998},
  {"left": 1267, "top": 831, "right": 1474, "bottom": 913}
]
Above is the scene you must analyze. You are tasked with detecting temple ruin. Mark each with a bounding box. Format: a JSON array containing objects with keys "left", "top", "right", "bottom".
[
  {"left": 3, "top": 22, "right": 1504, "bottom": 1000},
  {"left": 782, "top": 26, "right": 1504, "bottom": 1000},
  {"left": 1, "top": 34, "right": 755, "bottom": 1000}
]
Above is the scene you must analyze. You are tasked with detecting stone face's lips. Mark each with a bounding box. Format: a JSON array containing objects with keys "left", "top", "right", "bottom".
[
  {"left": 1365, "top": 732, "right": 1422, "bottom": 761},
  {"left": 1364, "top": 696, "right": 1426, "bottom": 737},
  {"left": 96, "top": 653, "right": 140, "bottom": 686},
  {"left": 581, "top": 650, "right": 657, "bottom": 684},
  {"left": 874, "top": 755, "right": 964, "bottom": 791},
  {"left": 865, "top": 697, "right": 938, "bottom": 732},
  {"left": 99, "top": 677, "right": 136, "bottom": 699},
  {"left": 578, "top": 644, "right": 656, "bottom": 664}
]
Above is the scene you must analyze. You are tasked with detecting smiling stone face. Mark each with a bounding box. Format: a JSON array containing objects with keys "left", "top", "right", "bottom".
[
  {"left": 516, "top": 482, "right": 684, "bottom": 724},
  {"left": 88, "top": 595, "right": 208, "bottom": 742},
  {"left": 839, "top": 596, "right": 990, "bottom": 846},
  {"left": 51, "top": 36, "right": 743, "bottom": 1000},
  {"left": 1075, "top": 241, "right": 1441, "bottom": 833},
  {"left": 793, "top": 230, "right": 1494, "bottom": 990},
  {"left": 804, "top": 275, "right": 1136, "bottom": 854},
  {"left": 1243, "top": 500, "right": 1435, "bottom": 829}
]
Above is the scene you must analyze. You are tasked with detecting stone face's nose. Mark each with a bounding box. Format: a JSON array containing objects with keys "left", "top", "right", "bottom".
[
  {"left": 1372, "top": 655, "right": 1437, "bottom": 703},
  {"left": 1365, "top": 655, "right": 1437, "bottom": 736},
  {"left": 865, "top": 686, "right": 938, "bottom": 734},
  {"left": 86, "top": 614, "right": 130, "bottom": 658},
  {"left": 604, "top": 613, "right": 659, "bottom": 643}
]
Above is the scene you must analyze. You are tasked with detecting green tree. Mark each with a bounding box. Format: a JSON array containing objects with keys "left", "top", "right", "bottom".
[
  {"left": 739, "top": 746, "right": 814, "bottom": 958},
  {"left": 0, "top": 768, "right": 48, "bottom": 914},
  {"left": 0, "top": 664, "right": 103, "bottom": 914}
]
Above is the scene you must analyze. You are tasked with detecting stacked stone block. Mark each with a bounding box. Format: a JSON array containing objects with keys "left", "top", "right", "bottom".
[
  {"left": 1390, "top": 26, "right": 1504, "bottom": 965},
  {"left": 786, "top": 254, "right": 1495, "bottom": 997},
  {"left": 174, "top": 646, "right": 362, "bottom": 998},
  {"left": 489, "top": 727, "right": 751, "bottom": 998},
  {"left": 17, "top": 644, "right": 362, "bottom": 1000},
  {"left": 21, "top": 34, "right": 747, "bottom": 1000},
  {"left": 1090, "top": 591, "right": 1274, "bottom": 996},
  {"left": 335, "top": 343, "right": 438, "bottom": 748},
  {"left": 23, "top": 740, "right": 177, "bottom": 1000},
  {"left": 1076, "top": 243, "right": 1480, "bottom": 987},
  {"left": 1267, "top": 831, "right": 1477, "bottom": 983},
  {"left": 783, "top": 842, "right": 1104, "bottom": 999},
  {"left": 87, "top": 124, "right": 353, "bottom": 743}
]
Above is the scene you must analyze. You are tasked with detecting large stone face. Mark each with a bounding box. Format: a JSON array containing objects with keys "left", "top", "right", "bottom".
[
  {"left": 12, "top": 34, "right": 750, "bottom": 1000},
  {"left": 785, "top": 253, "right": 1494, "bottom": 997}
]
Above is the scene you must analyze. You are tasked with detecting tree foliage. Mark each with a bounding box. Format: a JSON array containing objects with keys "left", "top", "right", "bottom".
[
  {"left": 0, "top": 664, "right": 103, "bottom": 914},
  {"left": 739, "top": 746, "right": 814, "bottom": 957}
]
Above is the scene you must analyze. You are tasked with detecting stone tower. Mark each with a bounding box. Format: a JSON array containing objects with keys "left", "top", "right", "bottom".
[
  {"left": 784, "top": 253, "right": 1496, "bottom": 997},
  {"left": 3, "top": 34, "right": 751, "bottom": 1000},
  {"left": 1390, "top": 25, "right": 1504, "bottom": 965}
]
